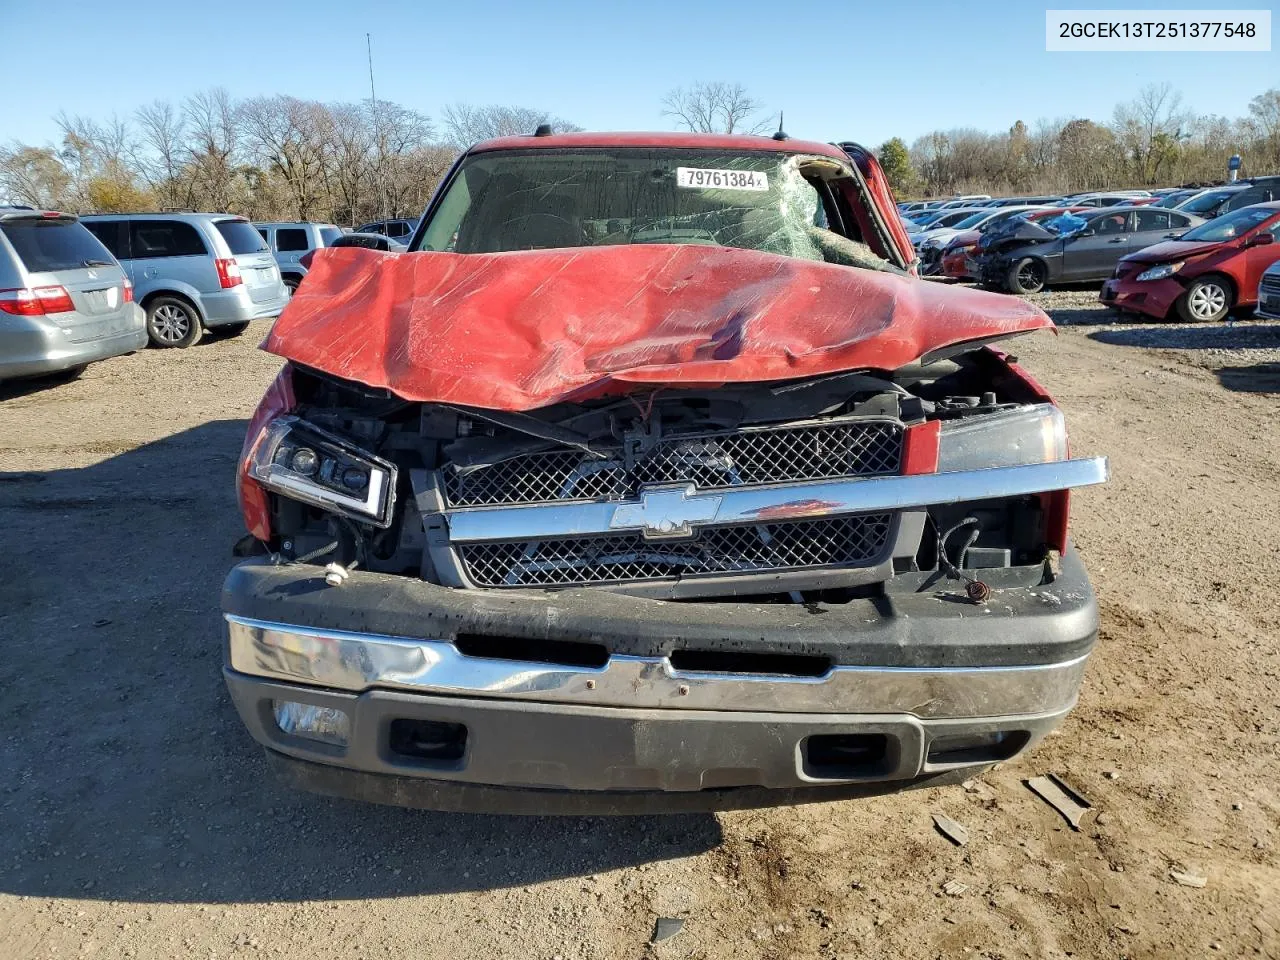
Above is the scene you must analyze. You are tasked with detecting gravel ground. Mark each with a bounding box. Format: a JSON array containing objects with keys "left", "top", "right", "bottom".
[{"left": 1, "top": 291, "right": 1279, "bottom": 959}]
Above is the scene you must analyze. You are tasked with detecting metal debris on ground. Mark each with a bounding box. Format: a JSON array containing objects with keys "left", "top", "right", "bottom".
[
  {"left": 1025, "top": 774, "right": 1092, "bottom": 830},
  {"left": 652, "top": 917, "right": 684, "bottom": 943},
  {"left": 942, "top": 879, "right": 968, "bottom": 897},
  {"left": 1170, "top": 869, "right": 1208, "bottom": 888},
  {"left": 932, "top": 812, "right": 970, "bottom": 846}
]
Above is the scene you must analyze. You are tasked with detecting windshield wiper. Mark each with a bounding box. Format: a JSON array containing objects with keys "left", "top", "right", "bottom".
[{"left": 81, "top": 258, "right": 114, "bottom": 267}]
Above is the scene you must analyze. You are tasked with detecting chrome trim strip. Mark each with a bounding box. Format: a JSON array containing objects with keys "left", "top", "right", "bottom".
[
  {"left": 226, "top": 614, "right": 1089, "bottom": 720},
  {"left": 444, "top": 457, "right": 1110, "bottom": 544}
]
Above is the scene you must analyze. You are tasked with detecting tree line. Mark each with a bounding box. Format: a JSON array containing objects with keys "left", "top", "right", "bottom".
[
  {"left": 879, "top": 83, "right": 1280, "bottom": 199},
  {"left": 0, "top": 91, "right": 579, "bottom": 225},
  {"left": 4, "top": 82, "right": 1278, "bottom": 220}
]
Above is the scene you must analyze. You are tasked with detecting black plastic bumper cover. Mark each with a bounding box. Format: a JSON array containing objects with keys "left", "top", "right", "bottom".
[{"left": 221, "top": 547, "right": 1098, "bottom": 668}]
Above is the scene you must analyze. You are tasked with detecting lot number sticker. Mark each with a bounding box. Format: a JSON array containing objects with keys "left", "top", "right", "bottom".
[{"left": 676, "top": 167, "right": 769, "bottom": 191}]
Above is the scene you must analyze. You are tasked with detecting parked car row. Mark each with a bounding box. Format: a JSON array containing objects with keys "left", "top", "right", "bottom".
[
  {"left": 0, "top": 207, "right": 421, "bottom": 383},
  {"left": 905, "top": 177, "right": 1280, "bottom": 323}
]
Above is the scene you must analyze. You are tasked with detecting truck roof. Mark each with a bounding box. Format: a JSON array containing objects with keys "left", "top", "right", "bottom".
[{"left": 468, "top": 131, "right": 850, "bottom": 162}]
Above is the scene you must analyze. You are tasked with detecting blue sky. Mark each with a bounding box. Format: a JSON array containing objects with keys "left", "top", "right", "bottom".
[{"left": 3, "top": 0, "right": 1276, "bottom": 149}]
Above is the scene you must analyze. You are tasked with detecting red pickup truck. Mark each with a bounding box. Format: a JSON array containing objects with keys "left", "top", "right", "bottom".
[{"left": 222, "top": 131, "right": 1108, "bottom": 814}]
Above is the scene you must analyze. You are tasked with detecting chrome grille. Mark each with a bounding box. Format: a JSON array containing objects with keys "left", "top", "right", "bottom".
[
  {"left": 457, "top": 514, "right": 893, "bottom": 588},
  {"left": 1261, "top": 274, "right": 1280, "bottom": 295},
  {"left": 443, "top": 421, "right": 902, "bottom": 507}
]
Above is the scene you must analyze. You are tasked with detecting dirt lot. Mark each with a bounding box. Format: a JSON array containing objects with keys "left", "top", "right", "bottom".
[{"left": 2, "top": 290, "right": 1278, "bottom": 960}]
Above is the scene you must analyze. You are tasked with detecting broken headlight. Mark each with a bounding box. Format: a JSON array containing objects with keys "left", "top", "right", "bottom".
[
  {"left": 246, "top": 415, "right": 396, "bottom": 527},
  {"left": 937, "top": 403, "right": 1068, "bottom": 473}
]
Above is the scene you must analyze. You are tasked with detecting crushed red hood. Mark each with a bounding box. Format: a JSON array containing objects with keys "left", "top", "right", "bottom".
[{"left": 265, "top": 245, "right": 1053, "bottom": 411}]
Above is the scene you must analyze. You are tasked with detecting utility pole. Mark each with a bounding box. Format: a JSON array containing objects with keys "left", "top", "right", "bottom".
[{"left": 367, "top": 33, "right": 390, "bottom": 224}]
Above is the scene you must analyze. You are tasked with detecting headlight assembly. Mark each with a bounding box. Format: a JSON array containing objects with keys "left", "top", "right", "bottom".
[
  {"left": 246, "top": 416, "right": 396, "bottom": 526},
  {"left": 937, "top": 404, "right": 1068, "bottom": 473},
  {"left": 1135, "top": 261, "right": 1184, "bottom": 282}
]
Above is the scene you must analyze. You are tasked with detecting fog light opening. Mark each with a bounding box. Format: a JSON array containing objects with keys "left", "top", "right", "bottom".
[
  {"left": 272, "top": 700, "right": 350, "bottom": 747},
  {"left": 389, "top": 719, "right": 468, "bottom": 762},
  {"left": 927, "top": 729, "right": 1031, "bottom": 766}
]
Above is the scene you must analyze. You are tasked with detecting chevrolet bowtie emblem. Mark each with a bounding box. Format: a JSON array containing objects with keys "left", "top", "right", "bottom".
[{"left": 609, "top": 484, "right": 723, "bottom": 540}]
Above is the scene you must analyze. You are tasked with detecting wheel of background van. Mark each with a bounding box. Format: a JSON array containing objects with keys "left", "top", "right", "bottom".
[{"left": 146, "top": 296, "right": 201, "bottom": 348}]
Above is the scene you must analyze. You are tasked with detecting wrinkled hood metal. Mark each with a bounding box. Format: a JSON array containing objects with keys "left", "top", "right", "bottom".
[
  {"left": 1121, "top": 239, "right": 1223, "bottom": 264},
  {"left": 265, "top": 245, "right": 1053, "bottom": 412}
]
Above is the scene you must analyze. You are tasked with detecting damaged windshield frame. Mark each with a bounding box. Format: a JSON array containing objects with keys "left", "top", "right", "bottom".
[{"left": 413, "top": 147, "right": 889, "bottom": 269}]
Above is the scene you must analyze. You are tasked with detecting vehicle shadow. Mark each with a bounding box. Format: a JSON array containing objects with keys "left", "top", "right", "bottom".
[
  {"left": 1088, "top": 320, "right": 1280, "bottom": 351},
  {"left": 1217, "top": 362, "right": 1280, "bottom": 393},
  {"left": 0, "top": 366, "right": 91, "bottom": 401},
  {"left": 0, "top": 420, "right": 723, "bottom": 904}
]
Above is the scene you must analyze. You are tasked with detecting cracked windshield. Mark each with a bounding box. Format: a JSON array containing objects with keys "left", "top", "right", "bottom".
[{"left": 417, "top": 149, "right": 825, "bottom": 260}]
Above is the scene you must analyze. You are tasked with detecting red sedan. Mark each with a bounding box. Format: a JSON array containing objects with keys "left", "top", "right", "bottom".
[{"left": 1100, "top": 203, "right": 1280, "bottom": 322}]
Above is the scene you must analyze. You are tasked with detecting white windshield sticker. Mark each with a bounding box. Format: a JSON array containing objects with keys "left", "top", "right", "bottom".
[{"left": 676, "top": 167, "right": 769, "bottom": 191}]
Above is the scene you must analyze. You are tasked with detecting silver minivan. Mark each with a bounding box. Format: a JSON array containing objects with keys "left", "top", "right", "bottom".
[
  {"left": 0, "top": 209, "right": 146, "bottom": 382},
  {"left": 82, "top": 213, "right": 289, "bottom": 348},
  {"left": 254, "top": 222, "right": 344, "bottom": 292}
]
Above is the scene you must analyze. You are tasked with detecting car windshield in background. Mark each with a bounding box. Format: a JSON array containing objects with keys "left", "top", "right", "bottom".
[
  {"left": 320, "top": 227, "right": 344, "bottom": 246},
  {"left": 1179, "top": 191, "right": 1236, "bottom": 214},
  {"left": 215, "top": 219, "right": 269, "bottom": 254},
  {"left": 1178, "top": 206, "right": 1276, "bottom": 243},
  {"left": 417, "top": 149, "right": 830, "bottom": 261},
  {"left": 0, "top": 218, "right": 115, "bottom": 272},
  {"left": 951, "top": 212, "right": 989, "bottom": 229}
]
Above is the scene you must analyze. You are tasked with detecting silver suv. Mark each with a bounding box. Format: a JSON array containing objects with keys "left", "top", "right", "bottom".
[
  {"left": 254, "top": 222, "right": 344, "bottom": 292},
  {"left": 81, "top": 213, "right": 288, "bottom": 348},
  {"left": 0, "top": 209, "right": 146, "bottom": 382}
]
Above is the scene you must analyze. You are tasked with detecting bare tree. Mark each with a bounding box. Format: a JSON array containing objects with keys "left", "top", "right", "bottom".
[
  {"left": 441, "top": 104, "right": 580, "bottom": 148},
  {"left": 1246, "top": 88, "right": 1280, "bottom": 168},
  {"left": 1112, "top": 82, "right": 1190, "bottom": 183},
  {"left": 184, "top": 88, "right": 241, "bottom": 212},
  {"left": 661, "top": 82, "right": 770, "bottom": 135},
  {"left": 0, "top": 144, "right": 71, "bottom": 207},
  {"left": 135, "top": 100, "right": 187, "bottom": 209},
  {"left": 241, "top": 95, "right": 334, "bottom": 220}
]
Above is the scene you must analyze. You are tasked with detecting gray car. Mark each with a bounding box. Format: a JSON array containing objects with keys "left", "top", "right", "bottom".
[
  {"left": 82, "top": 213, "right": 288, "bottom": 348},
  {"left": 327, "top": 232, "right": 407, "bottom": 253},
  {"left": 0, "top": 208, "right": 146, "bottom": 382},
  {"left": 254, "top": 222, "right": 344, "bottom": 292},
  {"left": 979, "top": 206, "right": 1203, "bottom": 294}
]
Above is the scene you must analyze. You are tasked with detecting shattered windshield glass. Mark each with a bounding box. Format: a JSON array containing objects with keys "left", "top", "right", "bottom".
[
  {"left": 417, "top": 148, "right": 827, "bottom": 262},
  {"left": 1041, "top": 212, "right": 1089, "bottom": 236}
]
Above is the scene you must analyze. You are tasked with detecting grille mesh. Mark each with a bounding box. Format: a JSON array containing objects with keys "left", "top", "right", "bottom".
[
  {"left": 444, "top": 421, "right": 902, "bottom": 507},
  {"left": 1261, "top": 275, "right": 1280, "bottom": 295},
  {"left": 457, "top": 514, "right": 894, "bottom": 588}
]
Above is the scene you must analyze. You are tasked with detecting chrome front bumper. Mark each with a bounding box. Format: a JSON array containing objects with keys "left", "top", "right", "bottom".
[
  {"left": 226, "top": 614, "right": 1088, "bottom": 720},
  {"left": 222, "top": 541, "right": 1100, "bottom": 809}
]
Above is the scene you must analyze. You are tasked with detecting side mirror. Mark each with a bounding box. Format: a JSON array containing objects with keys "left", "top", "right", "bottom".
[{"left": 1246, "top": 232, "right": 1275, "bottom": 247}]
